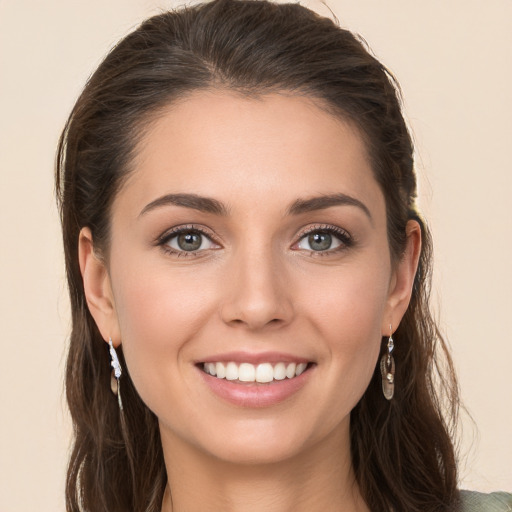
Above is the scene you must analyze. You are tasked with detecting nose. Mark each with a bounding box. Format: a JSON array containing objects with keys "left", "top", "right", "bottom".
[{"left": 220, "top": 245, "right": 294, "bottom": 331}]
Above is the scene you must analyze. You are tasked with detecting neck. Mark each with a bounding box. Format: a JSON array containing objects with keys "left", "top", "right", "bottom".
[{"left": 160, "top": 424, "right": 369, "bottom": 512}]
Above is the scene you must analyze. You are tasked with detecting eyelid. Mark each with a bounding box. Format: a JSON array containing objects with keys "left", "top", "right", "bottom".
[
  {"left": 292, "top": 223, "right": 353, "bottom": 253},
  {"left": 295, "top": 223, "right": 351, "bottom": 240},
  {"left": 154, "top": 223, "right": 352, "bottom": 256},
  {"left": 156, "top": 224, "right": 222, "bottom": 255}
]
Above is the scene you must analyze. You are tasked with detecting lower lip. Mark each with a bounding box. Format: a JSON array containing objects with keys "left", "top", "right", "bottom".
[{"left": 198, "top": 366, "right": 313, "bottom": 408}]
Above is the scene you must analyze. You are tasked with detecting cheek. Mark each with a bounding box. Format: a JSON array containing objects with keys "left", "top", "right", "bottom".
[
  {"left": 299, "top": 254, "right": 391, "bottom": 336},
  {"left": 298, "top": 258, "right": 390, "bottom": 396},
  {"left": 109, "top": 260, "right": 218, "bottom": 407}
]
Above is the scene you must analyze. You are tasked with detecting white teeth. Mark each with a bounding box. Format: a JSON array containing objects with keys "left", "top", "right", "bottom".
[
  {"left": 225, "top": 362, "right": 238, "bottom": 381},
  {"left": 273, "top": 362, "right": 286, "bottom": 380},
  {"left": 238, "top": 363, "right": 255, "bottom": 382},
  {"left": 206, "top": 362, "right": 216, "bottom": 376},
  {"left": 216, "top": 362, "right": 226, "bottom": 379},
  {"left": 255, "top": 363, "right": 274, "bottom": 383},
  {"left": 296, "top": 363, "right": 307, "bottom": 376},
  {"left": 202, "top": 361, "right": 309, "bottom": 382},
  {"left": 285, "top": 363, "right": 296, "bottom": 379}
]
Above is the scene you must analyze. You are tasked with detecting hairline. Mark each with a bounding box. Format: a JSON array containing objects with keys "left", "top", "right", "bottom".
[{"left": 97, "top": 85, "right": 389, "bottom": 262}]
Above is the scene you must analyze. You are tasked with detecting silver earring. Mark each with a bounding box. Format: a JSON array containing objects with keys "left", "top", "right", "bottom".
[
  {"left": 380, "top": 326, "right": 395, "bottom": 400},
  {"left": 109, "top": 337, "right": 123, "bottom": 410}
]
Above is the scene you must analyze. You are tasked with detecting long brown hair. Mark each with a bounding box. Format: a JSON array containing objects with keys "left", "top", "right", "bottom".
[{"left": 56, "top": 0, "right": 460, "bottom": 510}]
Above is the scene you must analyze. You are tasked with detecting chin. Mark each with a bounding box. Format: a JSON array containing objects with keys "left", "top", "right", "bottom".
[
  {"left": 181, "top": 412, "right": 346, "bottom": 467},
  {"left": 204, "top": 432, "right": 310, "bottom": 466}
]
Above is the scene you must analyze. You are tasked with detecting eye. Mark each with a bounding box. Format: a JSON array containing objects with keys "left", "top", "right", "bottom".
[
  {"left": 295, "top": 226, "right": 351, "bottom": 253},
  {"left": 297, "top": 231, "right": 341, "bottom": 252},
  {"left": 160, "top": 226, "right": 219, "bottom": 255}
]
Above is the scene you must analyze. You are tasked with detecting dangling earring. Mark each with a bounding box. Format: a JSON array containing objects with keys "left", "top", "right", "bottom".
[
  {"left": 109, "top": 337, "right": 123, "bottom": 410},
  {"left": 380, "top": 326, "right": 395, "bottom": 400}
]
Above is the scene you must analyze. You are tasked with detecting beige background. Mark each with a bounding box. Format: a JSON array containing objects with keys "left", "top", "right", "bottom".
[{"left": 0, "top": 1, "right": 510, "bottom": 510}]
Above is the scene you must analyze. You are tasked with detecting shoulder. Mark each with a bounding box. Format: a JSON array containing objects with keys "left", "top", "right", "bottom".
[{"left": 459, "top": 490, "right": 512, "bottom": 511}]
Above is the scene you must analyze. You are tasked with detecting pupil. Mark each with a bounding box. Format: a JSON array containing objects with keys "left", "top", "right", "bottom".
[
  {"left": 178, "top": 232, "right": 202, "bottom": 251},
  {"left": 309, "top": 232, "right": 332, "bottom": 251}
]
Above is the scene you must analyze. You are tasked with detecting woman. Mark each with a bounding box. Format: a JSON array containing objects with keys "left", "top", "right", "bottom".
[{"left": 55, "top": 0, "right": 511, "bottom": 510}]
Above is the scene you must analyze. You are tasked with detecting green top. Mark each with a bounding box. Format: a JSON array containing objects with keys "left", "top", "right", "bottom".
[{"left": 460, "top": 491, "right": 512, "bottom": 511}]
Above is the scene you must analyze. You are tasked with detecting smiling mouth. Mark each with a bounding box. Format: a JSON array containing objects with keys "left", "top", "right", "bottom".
[{"left": 199, "top": 361, "right": 313, "bottom": 384}]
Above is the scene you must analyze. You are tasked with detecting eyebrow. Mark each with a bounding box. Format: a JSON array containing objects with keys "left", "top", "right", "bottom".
[
  {"left": 139, "top": 193, "right": 229, "bottom": 217},
  {"left": 138, "top": 192, "right": 372, "bottom": 221},
  {"left": 287, "top": 193, "right": 372, "bottom": 221}
]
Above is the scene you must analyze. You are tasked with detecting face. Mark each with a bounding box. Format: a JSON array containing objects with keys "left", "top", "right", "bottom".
[{"left": 83, "top": 91, "right": 417, "bottom": 465}]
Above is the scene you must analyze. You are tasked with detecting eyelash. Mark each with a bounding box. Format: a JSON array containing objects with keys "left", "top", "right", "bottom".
[
  {"left": 294, "top": 224, "right": 353, "bottom": 256},
  {"left": 157, "top": 224, "right": 220, "bottom": 258},
  {"left": 156, "top": 223, "right": 353, "bottom": 257}
]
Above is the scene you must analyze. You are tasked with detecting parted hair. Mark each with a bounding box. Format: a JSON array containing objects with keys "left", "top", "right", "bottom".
[{"left": 56, "top": 0, "right": 460, "bottom": 510}]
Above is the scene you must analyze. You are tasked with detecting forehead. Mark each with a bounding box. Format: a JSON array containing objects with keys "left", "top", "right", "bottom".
[{"left": 118, "top": 90, "right": 384, "bottom": 219}]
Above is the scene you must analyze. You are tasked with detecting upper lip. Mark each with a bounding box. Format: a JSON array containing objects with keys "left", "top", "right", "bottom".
[{"left": 197, "top": 351, "right": 312, "bottom": 365}]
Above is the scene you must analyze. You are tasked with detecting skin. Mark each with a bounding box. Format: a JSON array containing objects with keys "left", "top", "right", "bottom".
[{"left": 79, "top": 91, "right": 421, "bottom": 512}]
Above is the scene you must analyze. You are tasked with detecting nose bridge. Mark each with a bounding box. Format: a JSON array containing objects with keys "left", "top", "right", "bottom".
[{"left": 220, "top": 234, "right": 292, "bottom": 330}]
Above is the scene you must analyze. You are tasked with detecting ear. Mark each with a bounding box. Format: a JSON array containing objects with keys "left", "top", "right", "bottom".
[
  {"left": 382, "top": 220, "right": 422, "bottom": 335},
  {"left": 78, "top": 227, "right": 121, "bottom": 346}
]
